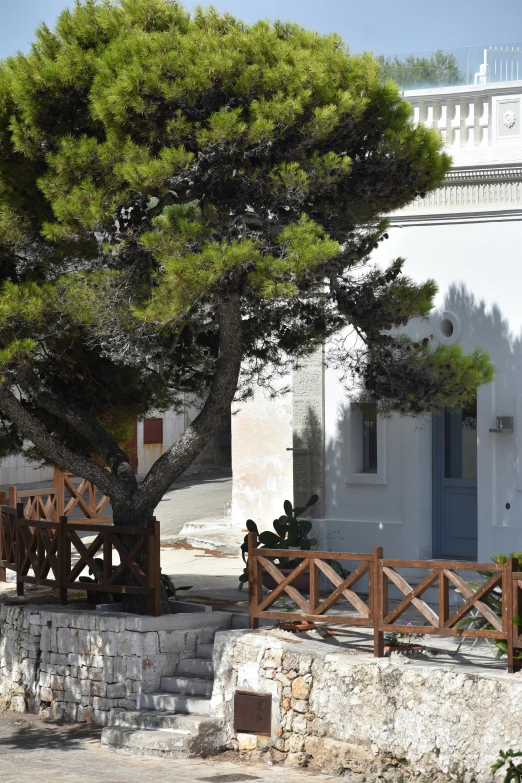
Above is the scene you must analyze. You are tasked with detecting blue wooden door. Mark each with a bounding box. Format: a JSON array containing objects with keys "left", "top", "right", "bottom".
[{"left": 432, "top": 402, "right": 477, "bottom": 559}]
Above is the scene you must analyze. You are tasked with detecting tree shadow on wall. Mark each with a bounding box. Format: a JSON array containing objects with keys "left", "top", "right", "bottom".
[
  {"left": 324, "top": 281, "right": 522, "bottom": 542},
  {"left": 292, "top": 406, "right": 324, "bottom": 520}
]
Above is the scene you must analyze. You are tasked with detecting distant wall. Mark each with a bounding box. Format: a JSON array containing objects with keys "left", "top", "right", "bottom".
[{"left": 0, "top": 454, "right": 53, "bottom": 487}]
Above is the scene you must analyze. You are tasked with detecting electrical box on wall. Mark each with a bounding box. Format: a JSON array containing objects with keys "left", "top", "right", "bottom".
[
  {"left": 234, "top": 690, "right": 272, "bottom": 736},
  {"left": 489, "top": 416, "right": 514, "bottom": 433}
]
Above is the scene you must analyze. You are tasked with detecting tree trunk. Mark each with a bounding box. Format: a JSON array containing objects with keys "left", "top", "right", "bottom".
[
  {"left": 111, "top": 502, "right": 169, "bottom": 615},
  {"left": 136, "top": 294, "right": 243, "bottom": 512}
]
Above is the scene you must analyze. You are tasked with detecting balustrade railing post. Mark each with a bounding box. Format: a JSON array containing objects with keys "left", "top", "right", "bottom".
[
  {"left": 8, "top": 486, "right": 16, "bottom": 509},
  {"left": 372, "top": 546, "right": 384, "bottom": 657},
  {"left": 506, "top": 557, "right": 519, "bottom": 673},
  {"left": 248, "top": 532, "right": 260, "bottom": 629},
  {"left": 58, "top": 516, "right": 68, "bottom": 606},
  {"left": 15, "top": 504, "right": 24, "bottom": 597}
]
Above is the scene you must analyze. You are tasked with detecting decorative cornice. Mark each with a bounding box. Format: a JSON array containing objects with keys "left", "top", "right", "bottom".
[
  {"left": 391, "top": 163, "right": 522, "bottom": 221},
  {"left": 445, "top": 165, "right": 522, "bottom": 183}
]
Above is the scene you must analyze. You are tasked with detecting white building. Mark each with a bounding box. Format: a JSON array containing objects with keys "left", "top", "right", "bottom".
[{"left": 232, "top": 45, "right": 522, "bottom": 562}]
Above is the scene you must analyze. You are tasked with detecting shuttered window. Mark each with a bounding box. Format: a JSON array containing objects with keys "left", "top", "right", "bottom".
[{"left": 143, "top": 418, "right": 163, "bottom": 445}]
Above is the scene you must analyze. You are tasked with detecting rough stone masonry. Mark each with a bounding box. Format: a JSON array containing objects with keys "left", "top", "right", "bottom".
[
  {"left": 0, "top": 604, "right": 222, "bottom": 726},
  {"left": 211, "top": 629, "right": 522, "bottom": 783}
]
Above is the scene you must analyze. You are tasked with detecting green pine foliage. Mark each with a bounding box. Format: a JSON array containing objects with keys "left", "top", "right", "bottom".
[{"left": 0, "top": 0, "right": 493, "bottom": 466}]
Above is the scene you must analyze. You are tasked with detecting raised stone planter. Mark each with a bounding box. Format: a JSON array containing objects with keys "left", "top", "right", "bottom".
[
  {"left": 0, "top": 604, "right": 231, "bottom": 726},
  {"left": 210, "top": 628, "right": 522, "bottom": 782}
]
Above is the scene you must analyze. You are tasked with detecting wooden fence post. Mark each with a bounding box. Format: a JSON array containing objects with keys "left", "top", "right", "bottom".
[
  {"left": 58, "top": 516, "right": 68, "bottom": 606},
  {"left": 15, "top": 504, "right": 24, "bottom": 597},
  {"left": 372, "top": 546, "right": 384, "bottom": 657},
  {"left": 147, "top": 517, "right": 161, "bottom": 617},
  {"left": 309, "top": 557, "right": 319, "bottom": 615},
  {"left": 248, "top": 532, "right": 260, "bottom": 630},
  {"left": 54, "top": 467, "right": 64, "bottom": 519},
  {"left": 8, "top": 486, "right": 16, "bottom": 509},
  {"left": 439, "top": 568, "right": 449, "bottom": 629},
  {"left": 0, "top": 491, "right": 6, "bottom": 583},
  {"left": 506, "top": 556, "right": 519, "bottom": 673}
]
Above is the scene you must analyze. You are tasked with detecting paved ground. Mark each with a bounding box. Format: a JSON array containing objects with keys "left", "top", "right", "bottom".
[
  {"left": 0, "top": 712, "right": 342, "bottom": 783},
  {"left": 154, "top": 468, "right": 232, "bottom": 539}
]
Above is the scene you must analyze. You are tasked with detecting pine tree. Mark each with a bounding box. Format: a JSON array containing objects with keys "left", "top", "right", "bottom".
[{"left": 0, "top": 1, "right": 492, "bottom": 610}]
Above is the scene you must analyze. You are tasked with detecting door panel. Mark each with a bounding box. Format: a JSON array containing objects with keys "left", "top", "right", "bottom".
[
  {"left": 442, "top": 484, "right": 478, "bottom": 558},
  {"left": 433, "top": 402, "right": 478, "bottom": 559}
]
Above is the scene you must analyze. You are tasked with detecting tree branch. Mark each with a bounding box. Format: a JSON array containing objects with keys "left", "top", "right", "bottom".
[
  {"left": 0, "top": 385, "right": 126, "bottom": 501},
  {"left": 135, "top": 293, "right": 242, "bottom": 514},
  {"left": 18, "top": 371, "right": 137, "bottom": 492}
]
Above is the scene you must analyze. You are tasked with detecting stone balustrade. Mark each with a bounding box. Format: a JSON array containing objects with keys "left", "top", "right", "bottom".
[
  {"left": 405, "top": 82, "right": 522, "bottom": 166},
  {"left": 411, "top": 93, "right": 490, "bottom": 148}
]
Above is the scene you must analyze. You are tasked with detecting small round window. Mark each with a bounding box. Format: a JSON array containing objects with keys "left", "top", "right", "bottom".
[{"left": 437, "top": 311, "right": 459, "bottom": 345}]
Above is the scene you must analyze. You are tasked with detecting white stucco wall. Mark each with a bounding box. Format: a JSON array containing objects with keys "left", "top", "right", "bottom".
[
  {"left": 0, "top": 454, "right": 53, "bottom": 487},
  {"left": 324, "top": 218, "right": 522, "bottom": 560},
  {"left": 231, "top": 381, "right": 294, "bottom": 532}
]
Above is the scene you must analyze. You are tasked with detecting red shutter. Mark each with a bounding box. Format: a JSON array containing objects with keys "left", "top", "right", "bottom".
[{"left": 143, "top": 418, "right": 163, "bottom": 445}]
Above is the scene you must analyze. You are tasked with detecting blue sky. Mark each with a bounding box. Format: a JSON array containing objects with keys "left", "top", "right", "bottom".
[{"left": 1, "top": 0, "right": 521, "bottom": 60}]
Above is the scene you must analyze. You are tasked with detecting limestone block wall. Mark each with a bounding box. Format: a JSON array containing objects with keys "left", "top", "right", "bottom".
[
  {"left": 212, "top": 629, "right": 522, "bottom": 782},
  {"left": 0, "top": 605, "right": 222, "bottom": 726}
]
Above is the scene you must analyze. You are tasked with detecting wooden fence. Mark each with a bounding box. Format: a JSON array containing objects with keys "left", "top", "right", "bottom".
[
  {"left": 247, "top": 534, "right": 522, "bottom": 672},
  {"left": 8, "top": 467, "right": 112, "bottom": 524},
  {"left": 0, "top": 503, "right": 161, "bottom": 615}
]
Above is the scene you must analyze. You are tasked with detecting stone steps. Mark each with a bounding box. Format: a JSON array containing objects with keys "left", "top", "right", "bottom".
[
  {"left": 101, "top": 646, "right": 223, "bottom": 757},
  {"left": 177, "top": 658, "right": 213, "bottom": 678},
  {"left": 108, "top": 708, "right": 216, "bottom": 733},
  {"left": 137, "top": 691, "right": 212, "bottom": 714},
  {"left": 101, "top": 723, "right": 223, "bottom": 757},
  {"left": 197, "top": 643, "right": 214, "bottom": 659},
  {"left": 159, "top": 675, "right": 213, "bottom": 696}
]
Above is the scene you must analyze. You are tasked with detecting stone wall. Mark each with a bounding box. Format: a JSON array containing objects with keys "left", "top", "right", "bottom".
[
  {"left": 212, "top": 629, "right": 522, "bottom": 782},
  {"left": 0, "top": 605, "right": 226, "bottom": 726}
]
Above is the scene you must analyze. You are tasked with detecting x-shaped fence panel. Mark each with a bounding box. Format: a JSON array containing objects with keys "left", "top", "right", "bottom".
[
  {"left": 17, "top": 519, "right": 61, "bottom": 587},
  {"left": 248, "top": 533, "right": 374, "bottom": 628},
  {"left": 0, "top": 505, "right": 19, "bottom": 575},
  {"left": 378, "top": 560, "right": 508, "bottom": 641},
  {"left": 62, "top": 474, "right": 112, "bottom": 523},
  {"left": 0, "top": 510, "right": 161, "bottom": 615}
]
